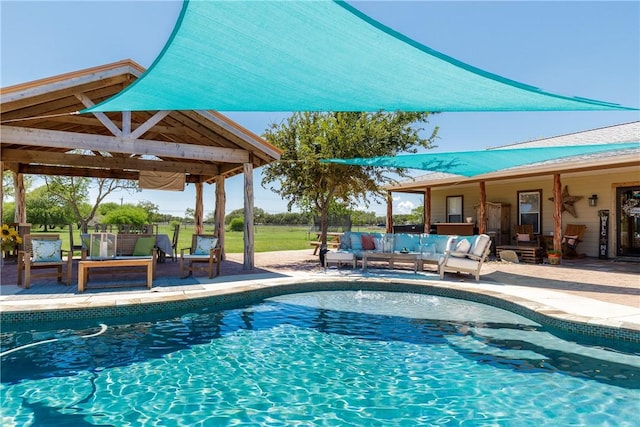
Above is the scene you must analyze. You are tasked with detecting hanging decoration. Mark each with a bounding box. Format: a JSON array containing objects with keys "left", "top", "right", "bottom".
[
  {"left": 548, "top": 186, "right": 583, "bottom": 218},
  {"left": 622, "top": 198, "right": 640, "bottom": 218}
]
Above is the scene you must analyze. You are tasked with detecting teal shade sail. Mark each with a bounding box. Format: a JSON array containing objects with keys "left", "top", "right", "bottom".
[
  {"left": 83, "top": 0, "right": 635, "bottom": 113},
  {"left": 322, "top": 143, "right": 640, "bottom": 177}
]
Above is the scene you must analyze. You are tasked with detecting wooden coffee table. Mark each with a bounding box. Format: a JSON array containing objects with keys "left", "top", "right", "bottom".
[
  {"left": 362, "top": 252, "right": 422, "bottom": 273},
  {"left": 78, "top": 258, "right": 154, "bottom": 292}
]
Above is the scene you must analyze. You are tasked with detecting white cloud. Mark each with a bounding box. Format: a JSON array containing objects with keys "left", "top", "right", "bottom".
[{"left": 396, "top": 200, "right": 415, "bottom": 214}]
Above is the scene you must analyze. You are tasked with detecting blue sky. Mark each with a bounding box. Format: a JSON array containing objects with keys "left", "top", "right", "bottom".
[{"left": 2, "top": 1, "right": 639, "bottom": 216}]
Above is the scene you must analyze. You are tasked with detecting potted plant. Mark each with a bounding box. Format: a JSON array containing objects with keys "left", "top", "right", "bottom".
[{"left": 547, "top": 249, "right": 562, "bottom": 265}]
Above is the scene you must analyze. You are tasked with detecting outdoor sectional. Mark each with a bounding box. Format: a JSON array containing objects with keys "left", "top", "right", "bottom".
[
  {"left": 335, "top": 231, "right": 456, "bottom": 265},
  {"left": 328, "top": 231, "right": 492, "bottom": 281}
]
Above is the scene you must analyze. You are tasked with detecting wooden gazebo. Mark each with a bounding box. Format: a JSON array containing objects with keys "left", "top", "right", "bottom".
[{"left": 0, "top": 60, "right": 282, "bottom": 269}]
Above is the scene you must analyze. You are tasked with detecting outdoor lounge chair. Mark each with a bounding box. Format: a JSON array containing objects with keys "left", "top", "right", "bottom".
[
  {"left": 439, "top": 234, "right": 492, "bottom": 282},
  {"left": 513, "top": 224, "right": 536, "bottom": 246},
  {"left": 180, "top": 234, "right": 221, "bottom": 278},
  {"left": 562, "top": 224, "right": 587, "bottom": 259},
  {"left": 18, "top": 233, "right": 72, "bottom": 289}
]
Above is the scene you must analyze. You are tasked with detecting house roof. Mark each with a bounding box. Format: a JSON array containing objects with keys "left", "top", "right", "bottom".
[
  {"left": 385, "top": 121, "right": 640, "bottom": 192},
  {"left": 0, "top": 59, "right": 282, "bottom": 184}
]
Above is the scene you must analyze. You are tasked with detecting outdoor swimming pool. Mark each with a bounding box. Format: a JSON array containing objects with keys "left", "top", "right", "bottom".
[{"left": 1, "top": 290, "right": 639, "bottom": 426}]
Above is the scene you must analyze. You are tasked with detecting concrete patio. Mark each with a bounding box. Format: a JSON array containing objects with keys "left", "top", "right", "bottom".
[{"left": 1, "top": 250, "right": 639, "bottom": 337}]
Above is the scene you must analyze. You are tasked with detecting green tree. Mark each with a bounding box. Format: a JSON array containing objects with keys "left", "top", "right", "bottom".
[
  {"left": 137, "top": 200, "right": 161, "bottom": 223},
  {"left": 102, "top": 205, "right": 149, "bottom": 226},
  {"left": 45, "top": 176, "right": 139, "bottom": 232},
  {"left": 25, "top": 186, "right": 70, "bottom": 230},
  {"left": 262, "top": 112, "right": 437, "bottom": 247},
  {"left": 98, "top": 202, "right": 121, "bottom": 216},
  {"left": 184, "top": 208, "right": 195, "bottom": 223}
]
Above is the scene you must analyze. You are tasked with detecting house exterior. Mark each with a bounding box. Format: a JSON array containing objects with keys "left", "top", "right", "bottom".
[{"left": 386, "top": 121, "right": 640, "bottom": 259}]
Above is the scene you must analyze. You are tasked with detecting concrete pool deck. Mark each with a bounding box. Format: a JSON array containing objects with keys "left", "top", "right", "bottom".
[{"left": 1, "top": 250, "right": 639, "bottom": 336}]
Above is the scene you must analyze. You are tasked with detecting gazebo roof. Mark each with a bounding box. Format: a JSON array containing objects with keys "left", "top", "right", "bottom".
[{"left": 0, "top": 59, "right": 282, "bottom": 183}]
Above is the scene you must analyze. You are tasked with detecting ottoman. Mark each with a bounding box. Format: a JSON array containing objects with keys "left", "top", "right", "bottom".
[{"left": 324, "top": 251, "right": 356, "bottom": 268}]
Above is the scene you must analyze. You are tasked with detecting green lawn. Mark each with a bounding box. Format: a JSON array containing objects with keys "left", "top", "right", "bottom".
[{"left": 56, "top": 224, "right": 312, "bottom": 254}]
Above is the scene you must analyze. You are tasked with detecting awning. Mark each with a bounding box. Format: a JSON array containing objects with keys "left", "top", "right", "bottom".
[
  {"left": 322, "top": 143, "right": 640, "bottom": 177},
  {"left": 83, "top": 0, "right": 635, "bottom": 114}
]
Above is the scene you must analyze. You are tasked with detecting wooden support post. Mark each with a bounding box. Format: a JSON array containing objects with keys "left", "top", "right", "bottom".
[
  {"left": 243, "top": 161, "right": 254, "bottom": 270},
  {"left": 424, "top": 187, "right": 431, "bottom": 233},
  {"left": 386, "top": 191, "right": 393, "bottom": 234},
  {"left": 478, "top": 181, "right": 487, "bottom": 234},
  {"left": 14, "top": 171, "right": 26, "bottom": 223},
  {"left": 553, "top": 174, "right": 562, "bottom": 251},
  {"left": 214, "top": 175, "right": 226, "bottom": 260},
  {"left": 194, "top": 182, "right": 204, "bottom": 234}
]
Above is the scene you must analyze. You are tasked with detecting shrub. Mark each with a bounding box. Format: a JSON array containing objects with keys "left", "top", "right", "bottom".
[{"left": 229, "top": 217, "right": 244, "bottom": 232}]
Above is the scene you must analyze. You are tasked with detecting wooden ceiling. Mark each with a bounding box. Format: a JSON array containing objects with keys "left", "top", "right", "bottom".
[{"left": 0, "top": 59, "right": 282, "bottom": 184}]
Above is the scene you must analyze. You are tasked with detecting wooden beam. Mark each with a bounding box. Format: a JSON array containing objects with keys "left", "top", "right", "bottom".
[
  {"left": 243, "top": 161, "right": 254, "bottom": 270},
  {"left": 1, "top": 126, "right": 251, "bottom": 163},
  {"left": 75, "top": 93, "right": 123, "bottom": 137},
  {"left": 2, "top": 148, "right": 220, "bottom": 176},
  {"left": 19, "top": 164, "right": 139, "bottom": 180},
  {"left": 130, "top": 111, "right": 170, "bottom": 139},
  {"left": 17, "top": 163, "right": 209, "bottom": 183}
]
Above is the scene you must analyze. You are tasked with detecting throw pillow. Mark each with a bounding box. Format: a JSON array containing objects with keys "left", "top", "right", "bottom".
[
  {"left": 194, "top": 236, "right": 218, "bottom": 255},
  {"left": 32, "top": 239, "right": 62, "bottom": 262},
  {"left": 562, "top": 235, "right": 578, "bottom": 247},
  {"left": 451, "top": 238, "right": 471, "bottom": 257},
  {"left": 133, "top": 236, "right": 156, "bottom": 256},
  {"left": 350, "top": 234, "right": 363, "bottom": 251},
  {"left": 517, "top": 233, "right": 530, "bottom": 242},
  {"left": 470, "top": 234, "right": 491, "bottom": 257},
  {"left": 361, "top": 234, "right": 375, "bottom": 250}
]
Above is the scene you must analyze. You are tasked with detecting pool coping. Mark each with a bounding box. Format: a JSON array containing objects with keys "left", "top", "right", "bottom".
[{"left": 2, "top": 271, "right": 639, "bottom": 343}]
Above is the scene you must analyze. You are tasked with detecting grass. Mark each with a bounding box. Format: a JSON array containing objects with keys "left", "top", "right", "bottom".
[
  {"left": 29, "top": 223, "right": 381, "bottom": 254},
  {"left": 42, "top": 224, "right": 313, "bottom": 254}
]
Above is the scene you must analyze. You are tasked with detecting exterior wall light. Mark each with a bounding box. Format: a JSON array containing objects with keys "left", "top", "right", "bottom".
[{"left": 588, "top": 194, "right": 598, "bottom": 207}]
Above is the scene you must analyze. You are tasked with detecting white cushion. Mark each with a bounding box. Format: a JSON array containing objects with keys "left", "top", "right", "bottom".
[
  {"left": 451, "top": 239, "right": 471, "bottom": 257},
  {"left": 32, "top": 239, "right": 62, "bottom": 262},
  {"left": 470, "top": 234, "right": 491, "bottom": 257},
  {"left": 194, "top": 236, "right": 218, "bottom": 255},
  {"left": 517, "top": 233, "right": 530, "bottom": 242},
  {"left": 444, "top": 256, "right": 479, "bottom": 270},
  {"left": 325, "top": 252, "right": 354, "bottom": 261}
]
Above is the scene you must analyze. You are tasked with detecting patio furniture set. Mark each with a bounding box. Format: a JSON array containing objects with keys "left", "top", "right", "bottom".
[
  {"left": 16, "top": 232, "right": 221, "bottom": 292},
  {"left": 324, "top": 231, "right": 492, "bottom": 282},
  {"left": 495, "top": 223, "right": 587, "bottom": 264}
]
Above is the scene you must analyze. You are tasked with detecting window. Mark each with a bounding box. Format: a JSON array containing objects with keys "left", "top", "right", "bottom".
[
  {"left": 446, "top": 195, "right": 463, "bottom": 223},
  {"left": 518, "top": 190, "right": 542, "bottom": 234}
]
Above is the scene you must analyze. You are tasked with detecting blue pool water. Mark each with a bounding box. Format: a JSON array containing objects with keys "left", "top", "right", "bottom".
[{"left": 1, "top": 290, "right": 639, "bottom": 426}]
